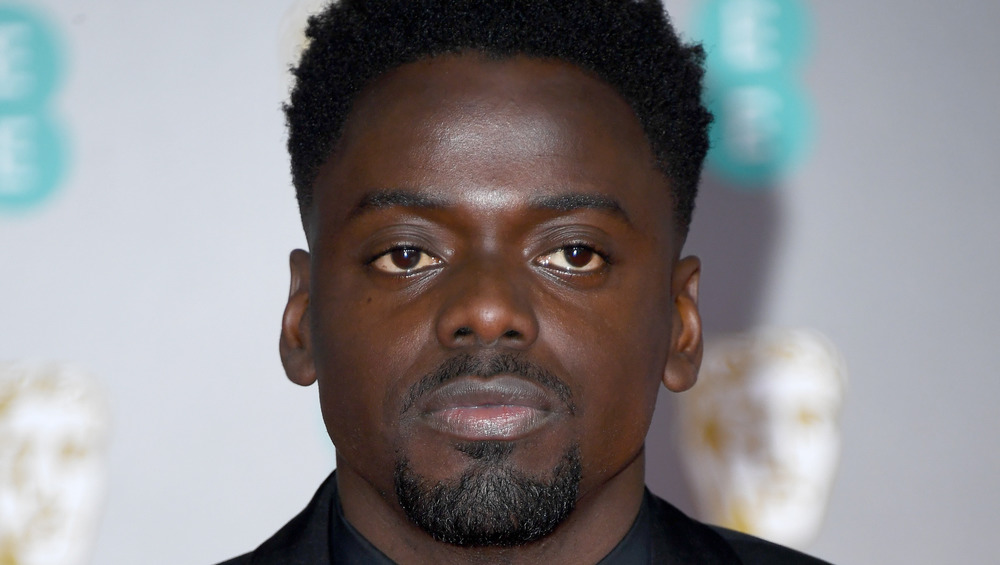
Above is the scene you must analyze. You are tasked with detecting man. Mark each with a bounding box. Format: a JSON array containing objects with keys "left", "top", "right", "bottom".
[{"left": 222, "top": 0, "right": 831, "bottom": 562}]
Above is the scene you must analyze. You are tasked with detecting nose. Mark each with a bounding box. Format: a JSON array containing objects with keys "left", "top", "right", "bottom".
[{"left": 435, "top": 259, "right": 539, "bottom": 350}]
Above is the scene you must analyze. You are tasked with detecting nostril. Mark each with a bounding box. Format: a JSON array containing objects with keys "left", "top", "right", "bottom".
[
  {"left": 455, "top": 327, "right": 473, "bottom": 337},
  {"left": 503, "top": 329, "right": 521, "bottom": 339}
]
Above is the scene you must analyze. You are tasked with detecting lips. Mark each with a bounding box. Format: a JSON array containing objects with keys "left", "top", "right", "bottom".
[{"left": 416, "top": 375, "right": 562, "bottom": 440}]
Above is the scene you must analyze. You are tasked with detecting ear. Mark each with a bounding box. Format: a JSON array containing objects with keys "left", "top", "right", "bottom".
[
  {"left": 280, "top": 249, "right": 317, "bottom": 386},
  {"left": 662, "top": 255, "right": 703, "bottom": 393}
]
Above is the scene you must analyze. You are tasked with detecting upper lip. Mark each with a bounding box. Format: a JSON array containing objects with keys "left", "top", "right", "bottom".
[{"left": 417, "top": 375, "right": 560, "bottom": 414}]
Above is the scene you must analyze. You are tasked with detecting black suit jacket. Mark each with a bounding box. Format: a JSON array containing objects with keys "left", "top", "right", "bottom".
[{"left": 218, "top": 472, "right": 831, "bottom": 564}]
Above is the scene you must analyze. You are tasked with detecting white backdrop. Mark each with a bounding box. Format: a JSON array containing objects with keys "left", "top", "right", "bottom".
[{"left": 1, "top": 2, "right": 998, "bottom": 563}]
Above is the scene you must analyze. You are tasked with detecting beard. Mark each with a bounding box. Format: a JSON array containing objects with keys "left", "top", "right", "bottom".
[{"left": 394, "top": 442, "right": 582, "bottom": 547}]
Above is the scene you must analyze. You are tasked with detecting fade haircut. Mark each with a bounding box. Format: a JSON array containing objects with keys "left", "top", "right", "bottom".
[{"left": 285, "top": 0, "right": 712, "bottom": 232}]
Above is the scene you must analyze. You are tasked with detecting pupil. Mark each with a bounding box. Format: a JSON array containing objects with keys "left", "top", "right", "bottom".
[
  {"left": 391, "top": 248, "right": 420, "bottom": 270},
  {"left": 564, "top": 247, "right": 593, "bottom": 268}
]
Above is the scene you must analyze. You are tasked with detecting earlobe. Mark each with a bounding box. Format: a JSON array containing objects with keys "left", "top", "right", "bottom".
[
  {"left": 662, "top": 255, "right": 703, "bottom": 393},
  {"left": 280, "top": 249, "right": 317, "bottom": 386}
]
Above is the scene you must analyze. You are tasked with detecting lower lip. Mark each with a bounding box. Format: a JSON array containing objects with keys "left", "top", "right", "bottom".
[{"left": 424, "top": 405, "right": 548, "bottom": 440}]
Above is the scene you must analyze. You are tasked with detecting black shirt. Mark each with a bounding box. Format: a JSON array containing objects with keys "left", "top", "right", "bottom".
[{"left": 218, "top": 472, "right": 832, "bottom": 564}]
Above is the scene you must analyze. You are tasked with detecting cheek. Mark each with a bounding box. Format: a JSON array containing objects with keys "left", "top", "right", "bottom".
[
  {"left": 543, "top": 274, "right": 674, "bottom": 471},
  {"left": 312, "top": 275, "right": 432, "bottom": 465}
]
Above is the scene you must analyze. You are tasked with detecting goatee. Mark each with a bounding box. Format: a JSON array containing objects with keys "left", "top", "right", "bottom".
[{"left": 394, "top": 443, "right": 582, "bottom": 547}]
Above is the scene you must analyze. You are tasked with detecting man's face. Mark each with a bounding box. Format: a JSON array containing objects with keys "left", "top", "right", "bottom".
[{"left": 282, "top": 53, "right": 701, "bottom": 545}]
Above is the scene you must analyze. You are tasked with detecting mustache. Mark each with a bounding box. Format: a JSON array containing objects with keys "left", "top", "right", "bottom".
[{"left": 401, "top": 353, "right": 575, "bottom": 415}]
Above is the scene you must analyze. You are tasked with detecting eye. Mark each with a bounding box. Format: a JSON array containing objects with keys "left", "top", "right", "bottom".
[
  {"left": 370, "top": 247, "right": 442, "bottom": 275},
  {"left": 536, "top": 245, "right": 606, "bottom": 273}
]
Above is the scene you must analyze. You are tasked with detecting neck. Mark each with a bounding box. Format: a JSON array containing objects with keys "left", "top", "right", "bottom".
[{"left": 336, "top": 449, "right": 647, "bottom": 565}]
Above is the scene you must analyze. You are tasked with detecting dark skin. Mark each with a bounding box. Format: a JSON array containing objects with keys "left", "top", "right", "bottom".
[{"left": 280, "top": 53, "right": 703, "bottom": 564}]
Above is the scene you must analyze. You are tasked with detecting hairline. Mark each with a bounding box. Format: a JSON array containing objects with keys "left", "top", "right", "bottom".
[{"left": 299, "top": 50, "right": 684, "bottom": 236}]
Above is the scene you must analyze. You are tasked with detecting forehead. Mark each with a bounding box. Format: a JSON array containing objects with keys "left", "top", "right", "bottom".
[{"left": 311, "top": 53, "right": 673, "bottom": 232}]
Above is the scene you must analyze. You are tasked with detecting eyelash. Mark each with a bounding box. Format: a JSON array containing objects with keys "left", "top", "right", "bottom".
[
  {"left": 536, "top": 242, "right": 612, "bottom": 273},
  {"left": 559, "top": 241, "right": 612, "bottom": 263},
  {"left": 366, "top": 244, "right": 421, "bottom": 265},
  {"left": 366, "top": 245, "right": 442, "bottom": 272}
]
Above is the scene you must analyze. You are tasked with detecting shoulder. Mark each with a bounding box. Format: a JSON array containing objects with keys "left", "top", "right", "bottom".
[
  {"left": 709, "top": 526, "right": 834, "bottom": 565},
  {"left": 213, "top": 556, "right": 251, "bottom": 565},
  {"left": 643, "top": 490, "right": 833, "bottom": 565},
  {"left": 210, "top": 472, "right": 338, "bottom": 565}
]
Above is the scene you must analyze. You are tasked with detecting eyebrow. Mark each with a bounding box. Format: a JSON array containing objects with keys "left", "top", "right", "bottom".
[
  {"left": 529, "top": 193, "right": 631, "bottom": 225},
  {"left": 348, "top": 188, "right": 631, "bottom": 224},
  {"left": 349, "top": 189, "right": 448, "bottom": 218}
]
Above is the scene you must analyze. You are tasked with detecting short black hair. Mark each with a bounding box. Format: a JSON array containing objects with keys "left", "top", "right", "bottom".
[{"left": 286, "top": 0, "right": 711, "bottom": 232}]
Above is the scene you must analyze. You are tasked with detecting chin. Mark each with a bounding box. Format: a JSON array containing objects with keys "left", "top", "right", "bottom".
[{"left": 392, "top": 442, "right": 582, "bottom": 547}]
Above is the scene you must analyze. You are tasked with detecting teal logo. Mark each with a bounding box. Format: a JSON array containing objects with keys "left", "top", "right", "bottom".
[
  {"left": 704, "top": 76, "right": 812, "bottom": 186},
  {"left": 694, "top": 0, "right": 814, "bottom": 187},
  {"left": 0, "top": 4, "right": 67, "bottom": 212}
]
